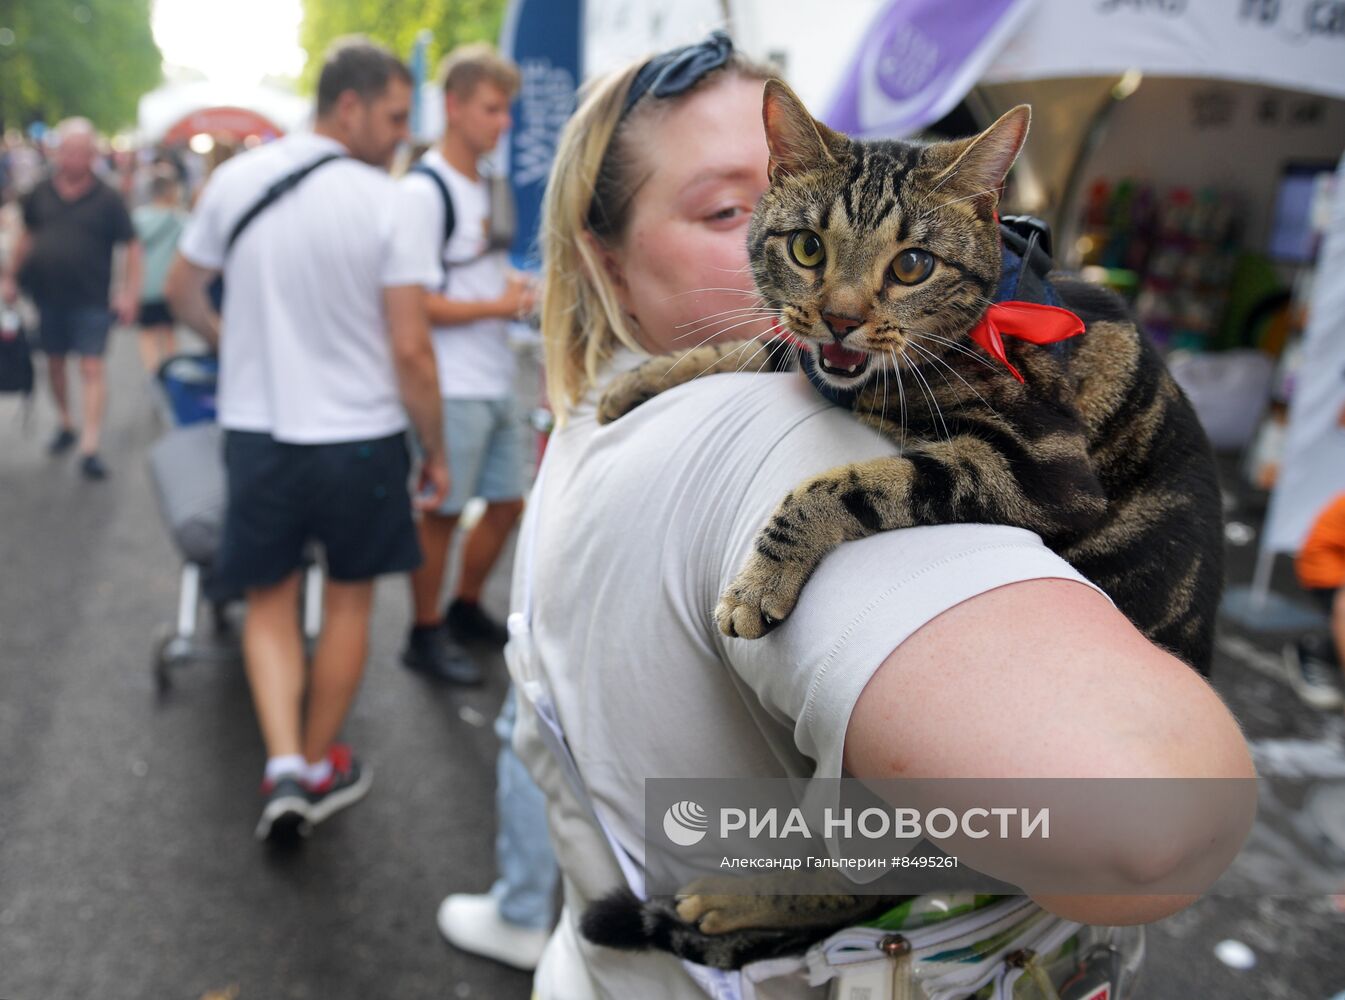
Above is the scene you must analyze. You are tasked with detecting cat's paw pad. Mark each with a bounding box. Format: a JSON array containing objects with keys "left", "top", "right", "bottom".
[
  {"left": 596, "top": 373, "right": 660, "bottom": 424},
  {"left": 715, "top": 559, "right": 803, "bottom": 639},
  {"left": 674, "top": 891, "right": 768, "bottom": 935}
]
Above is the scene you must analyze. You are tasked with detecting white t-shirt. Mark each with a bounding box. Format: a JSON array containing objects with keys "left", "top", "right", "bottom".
[
  {"left": 511, "top": 355, "right": 1103, "bottom": 999},
  {"left": 398, "top": 150, "right": 515, "bottom": 400},
  {"left": 179, "top": 133, "right": 435, "bottom": 444}
]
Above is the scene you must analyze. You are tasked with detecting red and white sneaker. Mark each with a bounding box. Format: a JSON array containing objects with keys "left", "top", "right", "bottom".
[{"left": 304, "top": 744, "right": 373, "bottom": 826}]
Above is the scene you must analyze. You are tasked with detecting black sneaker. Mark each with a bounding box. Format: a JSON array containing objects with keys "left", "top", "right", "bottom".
[
  {"left": 255, "top": 774, "right": 313, "bottom": 843},
  {"left": 445, "top": 599, "right": 509, "bottom": 646},
  {"left": 79, "top": 454, "right": 109, "bottom": 480},
  {"left": 401, "top": 625, "right": 483, "bottom": 684},
  {"left": 1283, "top": 640, "right": 1343, "bottom": 710},
  {"left": 48, "top": 428, "right": 76, "bottom": 455},
  {"left": 305, "top": 744, "right": 373, "bottom": 825}
]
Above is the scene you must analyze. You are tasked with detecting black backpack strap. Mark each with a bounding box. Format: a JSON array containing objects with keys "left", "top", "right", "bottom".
[
  {"left": 409, "top": 162, "right": 456, "bottom": 247},
  {"left": 225, "top": 153, "right": 344, "bottom": 256}
]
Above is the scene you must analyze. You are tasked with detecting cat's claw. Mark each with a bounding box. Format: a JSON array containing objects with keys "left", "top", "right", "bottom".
[{"left": 715, "top": 558, "right": 805, "bottom": 639}]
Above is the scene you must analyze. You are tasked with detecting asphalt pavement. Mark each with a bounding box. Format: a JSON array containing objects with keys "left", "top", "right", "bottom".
[{"left": 1, "top": 330, "right": 1343, "bottom": 999}]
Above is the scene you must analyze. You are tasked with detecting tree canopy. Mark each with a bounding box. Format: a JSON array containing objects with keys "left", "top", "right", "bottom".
[
  {"left": 0, "top": 0, "right": 162, "bottom": 133},
  {"left": 299, "top": 0, "right": 507, "bottom": 91}
]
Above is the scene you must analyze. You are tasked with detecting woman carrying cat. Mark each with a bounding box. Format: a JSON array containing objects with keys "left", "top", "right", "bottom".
[{"left": 509, "top": 32, "right": 1255, "bottom": 998}]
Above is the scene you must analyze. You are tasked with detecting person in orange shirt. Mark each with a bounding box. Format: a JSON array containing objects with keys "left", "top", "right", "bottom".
[{"left": 1286, "top": 493, "right": 1345, "bottom": 711}]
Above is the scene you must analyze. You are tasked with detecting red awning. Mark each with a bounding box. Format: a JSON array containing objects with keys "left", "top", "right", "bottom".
[{"left": 160, "top": 106, "right": 283, "bottom": 145}]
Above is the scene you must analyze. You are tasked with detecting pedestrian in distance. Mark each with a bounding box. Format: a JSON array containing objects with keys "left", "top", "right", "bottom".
[
  {"left": 132, "top": 167, "right": 187, "bottom": 375},
  {"left": 399, "top": 43, "right": 536, "bottom": 686},
  {"left": 165, "top": 37, "right": 449, "bottom": 844},
  {"left": 1284, "top": 491, "right": 1345, "bottom": 711},
  {"left": 1, "top": 117, "right": 142, "bottom": 480}
]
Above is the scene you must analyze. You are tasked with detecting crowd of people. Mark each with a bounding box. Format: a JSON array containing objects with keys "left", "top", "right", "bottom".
[{"left": 3, "top": 26, "right": 1341, "bottom": 1000}]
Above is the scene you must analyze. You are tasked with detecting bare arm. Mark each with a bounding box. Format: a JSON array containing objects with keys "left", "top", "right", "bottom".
[
  {"left": 164, "top": 253, "right": 221, "bottom": 346},
  {"left": 844, "top": 579, "right": 1256, "bottom": 925},
  {"left": 113, "top": 239, "right": 143, "bottom": 325},
  {"left": 1, "top": 230, "right": 31, "bottom": 303},
  {"left": 424, "top": 271, "right": 534, "bottom": 327},
  {"left": 385, "top": 284, "right": 449, "bottom": 509}
]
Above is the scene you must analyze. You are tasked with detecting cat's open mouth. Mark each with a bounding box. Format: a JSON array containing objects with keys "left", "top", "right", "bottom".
[{"left": 816, "top": 342, "right": 871, "bottom": 382}]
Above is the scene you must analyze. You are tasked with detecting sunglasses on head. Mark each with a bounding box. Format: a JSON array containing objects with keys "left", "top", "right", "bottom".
[{"left": 619, "top": 30, "right": 735, "bottom": 120}]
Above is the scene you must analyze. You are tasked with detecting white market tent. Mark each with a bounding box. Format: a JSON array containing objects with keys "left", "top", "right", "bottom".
[{"left": 136, "top": 81, "right": 312, "bottom": 147}]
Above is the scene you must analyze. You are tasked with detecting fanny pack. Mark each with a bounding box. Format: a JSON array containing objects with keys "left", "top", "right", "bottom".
[{"left": 508, "top": 456, "right": 1142, "bottom": 1000}]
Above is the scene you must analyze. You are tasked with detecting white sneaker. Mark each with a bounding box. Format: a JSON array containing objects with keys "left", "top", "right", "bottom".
[
  {"left": 436, "top": 893, "right": 551, "bottom": 971},
  {"left": 1283, "top": 642, "right": 1344, "bottom": 710}
]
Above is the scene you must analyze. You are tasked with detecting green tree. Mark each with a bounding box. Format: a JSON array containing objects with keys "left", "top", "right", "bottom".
[
  {"left": 0, "top": 0, "right": 162, "bottom": 133},
  {"left": 299, "top": 0, "right": 507, "bottom": 92}
]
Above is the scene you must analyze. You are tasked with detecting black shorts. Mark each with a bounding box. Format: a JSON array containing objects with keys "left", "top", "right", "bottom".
[
  {"left": 216, "top": 430, "right": 422, "bottom": 591},
  {"left": 138, "top": 300, "right": 175, "bottom": 327},
  {"left": 1309, "top": 588, "right": 1341, "bottom": 616}
]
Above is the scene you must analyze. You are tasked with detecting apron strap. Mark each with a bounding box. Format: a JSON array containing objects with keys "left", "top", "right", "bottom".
[{"left": 509, "top": 454, "right": 745, "bottom": 1000}]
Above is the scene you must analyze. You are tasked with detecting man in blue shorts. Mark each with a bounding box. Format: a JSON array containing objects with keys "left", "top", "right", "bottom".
[
  {"left": 399, "top": 44, "right": 534, "bottom": 684},
  {"left": 1, "top": 118, "right": 141, "bottom": 480}
]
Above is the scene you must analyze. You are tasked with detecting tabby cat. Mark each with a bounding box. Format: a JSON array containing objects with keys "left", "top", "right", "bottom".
[{"left": 586, "top": 81, "right": 1223, "bottom": 970}]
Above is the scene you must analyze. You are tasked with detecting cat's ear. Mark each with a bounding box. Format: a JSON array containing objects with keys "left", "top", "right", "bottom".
[
  {"left": 762, "top": 79, "right": 847, "bottom": 182},
  {"left": 932, "top": 105, "right": 1031, "bottom": 213}
]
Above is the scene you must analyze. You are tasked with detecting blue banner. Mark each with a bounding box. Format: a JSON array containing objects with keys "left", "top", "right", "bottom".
[{"left": 499, "top": 0, "right": 583, "bottom": 270}]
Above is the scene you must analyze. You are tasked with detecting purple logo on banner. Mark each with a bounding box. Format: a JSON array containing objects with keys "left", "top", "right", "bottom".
[{"left": 826, "top": 0, "right": 1036, "bottom": 137}]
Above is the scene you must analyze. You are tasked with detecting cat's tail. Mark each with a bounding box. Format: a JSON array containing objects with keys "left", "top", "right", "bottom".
[{"left": 579, "top": 889, "right": 819, "bottom": 971}]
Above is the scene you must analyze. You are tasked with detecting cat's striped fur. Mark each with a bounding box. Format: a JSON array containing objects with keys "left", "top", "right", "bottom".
[{"left": 586, "top": 80, "right": 1223, "bottom": 971}]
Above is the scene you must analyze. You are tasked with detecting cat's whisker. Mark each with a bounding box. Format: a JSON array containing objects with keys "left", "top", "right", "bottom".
[
  {"left": 909, "top": 331, "right": 1000, "bottom": 377},
  {"left": 906, "top": 340, "right": 998, "bottom": 418},
  {"left": 906, "top": 353, "right": 950, "bottom": 441},
  {"left": 888, "top": 348, "right": 907, "bottom": 454},
  {"left": 670, "top": 317, "right": 779, "bottom": 362},
  {"left": 674, "top": 306, "right": 776, "bottom": 329},
  {"left": 659, "top": 286, "right": 768, "bottom": 302},
  {"left": 674, "top": 308, "right": 779, "bottom": 342},
  {"left": 736, "top": 335, "right": 787, "bottom": 375},
  {"left": 920, "top": 186, "right": 1002, "bottom": 217},
  {"left": 878, "top": 354, "right": 891, "bottom": 430},
  {"left": 909, "top": 346, "right": 999, "bottom": 417},
  {"left": 686, "top": 337, "right": 762, "bottom": 381}
]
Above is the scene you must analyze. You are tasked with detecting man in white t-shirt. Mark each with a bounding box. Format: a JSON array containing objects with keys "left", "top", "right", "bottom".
[
  {"left": 398, "top": 44, "right": 536, "bottom": 686},
  {"left": 165, "top": 38, "right": 448, "bottom": 844}
]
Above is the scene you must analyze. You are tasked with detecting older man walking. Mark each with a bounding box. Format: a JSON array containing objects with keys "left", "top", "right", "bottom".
[{"left": 1, "top": 118, "right": 141, "bottom": 479}]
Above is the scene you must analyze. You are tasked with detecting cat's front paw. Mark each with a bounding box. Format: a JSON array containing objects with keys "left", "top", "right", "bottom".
[
  {"left": 675, "top": 880, "right": 780, "bottom": 934},
  {"left": 596, "top": 371, "right": 661, "bottom": 424},
  {"left": 715, "top": 555, "right": 806, "bottom": 639}
]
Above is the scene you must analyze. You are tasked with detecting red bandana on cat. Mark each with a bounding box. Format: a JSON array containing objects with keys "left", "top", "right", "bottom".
[{"left": 968, "top": 302, "right": 1085, "bottom": 382}]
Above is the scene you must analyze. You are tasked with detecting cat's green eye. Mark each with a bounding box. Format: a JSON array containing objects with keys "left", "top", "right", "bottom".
[
  {"left": 788, "top": 230, "right": 826, "bottom": 268},
  {"left": 891, "top": 248, "right": 935, "bottom": 285}
]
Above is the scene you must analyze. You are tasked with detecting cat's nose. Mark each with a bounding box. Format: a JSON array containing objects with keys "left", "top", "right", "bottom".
[{"left": 822, "top": 312, "right": 863, "bottom": 339}]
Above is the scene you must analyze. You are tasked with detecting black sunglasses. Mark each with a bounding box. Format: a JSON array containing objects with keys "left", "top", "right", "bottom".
[{"left": 619, "top": 30, "right": 735, "bottom": 120}]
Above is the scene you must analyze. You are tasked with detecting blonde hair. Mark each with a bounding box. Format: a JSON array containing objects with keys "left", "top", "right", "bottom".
[
  {"left": 539, "top": 52, "right": 773, "bottom": 424},
  {"left": 439, "top": 42, "right": 521, "bottom": 100}
]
